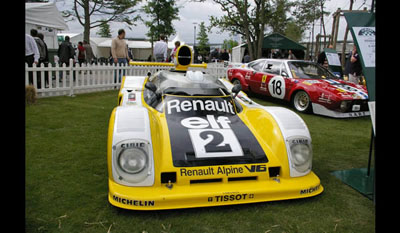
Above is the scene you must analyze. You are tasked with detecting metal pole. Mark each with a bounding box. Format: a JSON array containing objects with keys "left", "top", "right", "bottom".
[{"left": 193, "top": 22, "right": 197, "bottom": 63}]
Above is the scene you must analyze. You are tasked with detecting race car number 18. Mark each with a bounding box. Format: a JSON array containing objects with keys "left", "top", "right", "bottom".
[
  {"left": 181, "top": 115, "right": 244, "bottom": 158},
  {"left": 268, "top": 76, "right": 285, "bottom": 99}
]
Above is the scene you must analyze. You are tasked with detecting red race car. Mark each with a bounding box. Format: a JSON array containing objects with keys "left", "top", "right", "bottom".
[{"left": 227, "top": 59, "right": 369, "bottom": 118}]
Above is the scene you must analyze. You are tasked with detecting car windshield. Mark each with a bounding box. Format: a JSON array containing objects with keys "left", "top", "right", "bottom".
[
  {"left": 247, "top": 60, "right": 266, "bottom": 72},
  {"left": 151, "top": 70, "right": 228, "bottom": 95},
  {"left": 288, "top": 61, "right": 337, "bottom": 79},
  {"left": 143, "top": 70, "right": 243, "bottom": 113}
]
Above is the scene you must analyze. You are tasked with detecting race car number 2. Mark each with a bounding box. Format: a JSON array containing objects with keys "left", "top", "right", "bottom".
[
  {"left": 181, "top": 115, "right": 244, "bottom": 158},
  {"left": 268, "top": 76, "right": 286, "bottom": 99}
]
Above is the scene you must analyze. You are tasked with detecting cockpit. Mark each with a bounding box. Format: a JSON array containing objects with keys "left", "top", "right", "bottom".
[{"left": 143, "top": 70, "right": 242, "bottom": 113}]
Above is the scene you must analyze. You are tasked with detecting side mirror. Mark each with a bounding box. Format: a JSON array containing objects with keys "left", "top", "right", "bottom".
[
  {"left": 281, "top": 71, "right": 289, "bottom": 78},
  {"left": 145, "top": 82, "right": 157, "bottom": 93},
  {"left": 231, "top": 84, "right": 242, "bottom": 99}
]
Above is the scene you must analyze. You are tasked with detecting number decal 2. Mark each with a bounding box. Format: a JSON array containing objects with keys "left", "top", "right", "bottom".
[
  {"left": 189, "top": 129, "right": 243, "bottom": 158},
  {"left": 200, "top": 130, "right": 232, "bottom": 153},
  {"left": 268, "top": 76, "right": 286, "bottom": 99}
]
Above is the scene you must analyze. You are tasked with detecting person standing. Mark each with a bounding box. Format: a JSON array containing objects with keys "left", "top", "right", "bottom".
[
  {"left": 58, "top": 36, "right": 75, "bottom": 81},
  {"left": 170, "top": 41, "right": 180, "bottom": 63},
  {"left": 83, "top": 40, "right": 95, "bottom": 64},
  {"left": 111, "top": 29, "right": 130, "bottom": 82},
  {"left": 25, "top": 33, "right": 40, "bottom": 85},
  {"left": 288, "top": 50, "right": 297, "bottom": 60},
  {"left": 209, "top": 48, "right": 220, "bottom": 62},
  {"left": 220, "top": 49, "right": 229, "bottom": 61},
  {"left": 153, "top": 35, "right": 168, "bottom": 62},
  {"left": 58, "top": 36, "right": 75, "bottom": 67},
  {"left": 31, "top": 29, "right": 46, "bottom": 65},
  {"left": 37, "top": 33, "right": 50, "bottom": 87},
  {"left": 347, "top": 45, "right": 362, "bottom": 84},
  {"left": 31, "top": 29, "right": 47, "bottom": 88},
  {"left": 242, "top": 49, "right": 250, "bottom": 63},
  {"left": 77, "top": 41, "right": 86, "bottom": 66}
]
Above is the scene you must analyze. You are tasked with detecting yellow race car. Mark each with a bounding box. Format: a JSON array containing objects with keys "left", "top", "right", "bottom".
[{"left": 107, "top": 45, "right": 323, "bottom": 210}]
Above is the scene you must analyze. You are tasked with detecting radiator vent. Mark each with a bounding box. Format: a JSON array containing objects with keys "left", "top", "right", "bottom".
[
  {"left": 190, "top": 178, "right": 222, "bottom": 184},
  {"left": 228, "top": 176, "right": 257, "bottom": 182}
]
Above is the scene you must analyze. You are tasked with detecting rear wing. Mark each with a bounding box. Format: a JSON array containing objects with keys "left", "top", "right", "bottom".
[{"left": 129, "top": 45, "right": 207, "bottom": 71}]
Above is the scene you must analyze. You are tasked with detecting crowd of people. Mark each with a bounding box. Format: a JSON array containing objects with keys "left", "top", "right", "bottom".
[
  {"left": 25, "top": 29, "right": 98, "bottom": 87},
  {"left": 25, "top": 29, "right": 49, "bottom": 88}
]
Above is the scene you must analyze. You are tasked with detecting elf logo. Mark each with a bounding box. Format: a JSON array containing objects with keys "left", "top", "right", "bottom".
[{"left": 244, "top": 165, "right": 266, "bottom": 173}]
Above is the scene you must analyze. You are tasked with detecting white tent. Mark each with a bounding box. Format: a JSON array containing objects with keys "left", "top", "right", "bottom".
[
  {"left": 26, "top": 2, "right": 68, "bottom": 31},
  {"left": 26, "top": 2, "right": 69, "bottom": 49}
]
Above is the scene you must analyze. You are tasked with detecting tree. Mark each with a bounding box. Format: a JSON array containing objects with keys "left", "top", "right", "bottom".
[
  {"left": 209, "top": 0, "right": 269, "bottom": 60},
  {"left": 222, "top": 39, "right": 238, "bottom": 50},
  {"left": 143, "top": 0, "right": 180, "bottom": 42},
  {"left": 63, "top": 0, "right": 141, "bottom": 42},
  {"left": 196, "top": 22, "right": 210, "bottom": 58},
  {"left": 267, "top": 0, "right": 296, "bottom": 35},
  {"left": 284, "top": 21, "right": 303, "bottom": 42},
  {"left": 290, "top": 0, "right": 325, "bottom": 58},
  {"left": 96, "top": 20, "right": 112, "bottom": 38}
]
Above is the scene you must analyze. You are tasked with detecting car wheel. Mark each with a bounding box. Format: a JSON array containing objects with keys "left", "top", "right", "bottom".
[
  {"left": 232, "top": 79, "right": 241, "bottom": 87},
  {"left": 292, "top": 90, "right": 312, "bottom": 113}
]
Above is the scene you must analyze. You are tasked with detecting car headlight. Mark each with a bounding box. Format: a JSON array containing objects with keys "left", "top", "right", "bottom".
[
  {"left": 118, "top": 147, "right": 147, "bottom": 174},
  {"left": 288, "top": 138, "right": 312, "bottom": 174},
  {"left": 112, "top": 139, "right": 153, "bottom": 185}
]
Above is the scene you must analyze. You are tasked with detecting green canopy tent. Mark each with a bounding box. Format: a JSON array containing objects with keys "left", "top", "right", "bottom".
[
  {"left": 234, "top": 33, "right": 306, "bottom": 61},
  {"left": 262, "top": 33, "right": 306, "bottom": 59},
  {"left": 262, "top": 33, "right": 306, "bottom": 50}
]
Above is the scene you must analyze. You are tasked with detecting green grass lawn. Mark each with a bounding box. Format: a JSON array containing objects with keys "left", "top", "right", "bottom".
[{"left": 26, "top": 90, "right": 375, "bottom": 233}]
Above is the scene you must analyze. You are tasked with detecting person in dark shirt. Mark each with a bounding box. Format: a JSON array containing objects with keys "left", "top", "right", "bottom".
[
  {"left": 58, "top": 36, "right": 75, "bottom": 67},
  {"left": 220, "top": 49, "right": 229, "bottom": 61},
  {"left": 37, "top": 33, "right": 50, "bottom": 87},
  {"left": 209, "top": 48, "right": 220, "bottom": 62},
  {"left": 347, "top": 45, "right": 362, "bottom": 84}
]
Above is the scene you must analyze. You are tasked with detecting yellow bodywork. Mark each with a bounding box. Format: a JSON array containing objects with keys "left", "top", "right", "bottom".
[
  {"left": 107, "top": 78, "right": 323, "bottom": 211},
  {"left": 107, "top": 45, "right": 322, "bottom": 210}
]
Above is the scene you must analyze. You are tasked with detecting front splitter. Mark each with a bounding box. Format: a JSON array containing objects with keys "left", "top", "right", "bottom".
[{"left": 108, "top": 171, "right": 323, "bottom": 210}]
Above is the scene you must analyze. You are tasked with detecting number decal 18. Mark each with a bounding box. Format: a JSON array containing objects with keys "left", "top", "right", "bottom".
[{"left": 268, "top": 76, "right": 286, "bottom": 99}]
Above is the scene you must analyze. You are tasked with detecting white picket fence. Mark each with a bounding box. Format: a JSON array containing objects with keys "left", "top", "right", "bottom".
[{"left": 25, "top": 59, "right": 227, "bottom": 98}]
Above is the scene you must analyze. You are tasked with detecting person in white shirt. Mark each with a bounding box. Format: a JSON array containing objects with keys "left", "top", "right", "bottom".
[
  {"left": 25, "top": 34, "right": 40, "bottom": 85},
  {"left": 25, "top": 34, "right": 40, "bottom": 65},
  {"left": 153, "top": 35, "right": 168, "bottom": 62}
]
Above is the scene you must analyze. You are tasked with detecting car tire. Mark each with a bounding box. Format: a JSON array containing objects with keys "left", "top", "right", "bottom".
[
  {"left": 232, "top": 79, "right": 241, "bottom": 87},
  {"left": 292, "top": 90, "right": 312, "bottom": 113}
]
